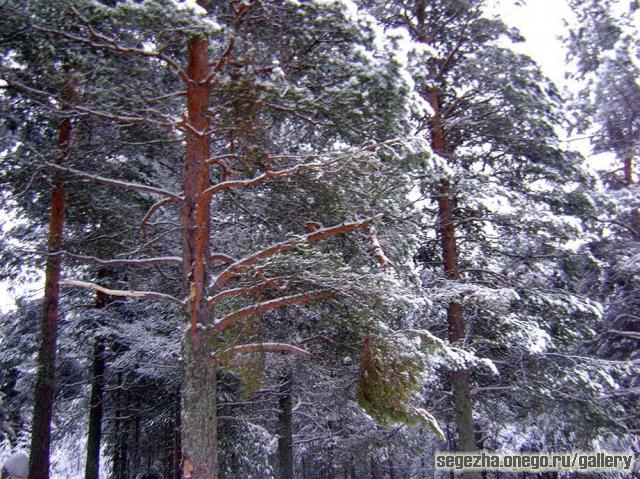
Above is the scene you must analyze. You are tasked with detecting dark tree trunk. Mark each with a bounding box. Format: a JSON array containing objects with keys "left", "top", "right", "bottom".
[
  {"left": 389, "top": 455, "right": 397, "bottom": 479},
  {"left": 174, "top": 390, "right": 181, "bottom": 479},
  {"left": 84, "top": 270, "right": 108, "bottom": 479},
  {"left": 113, "top": 372, "right": 128, "bottom": 479},
  {"left": 277, "top": 371, "right": 294, "bottom": 479},
  {"left": 624, "top": 157, "right": 633, "bottom": 186},
  {"left": 180, "top": 34, "right": 217, "bottom": 479},
  {"left": 84, "top": 339, "right": 105, "bottom": 479},
  {"left": 28, "top": 78, "right": 76, "bottom": 479}
]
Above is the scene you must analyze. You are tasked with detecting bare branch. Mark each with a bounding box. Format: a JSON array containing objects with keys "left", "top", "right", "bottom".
[
  {"left": 211, "top": 216, "right": 382, "bottom": 289},
  {"left": 45, "top": 162, "right": 183, "bottom": 201},
  {"left": 608, "top": 329, "right": 640, "bottom": 340},
  {"left": 61, "top": 279, "right": 184, "bottom": 306},
  {"left": 214, "top": 290, "right": 331, "bottom": 332},
  {"left": 62, "top": 252, "right": 181, "bottom": 267},
  {"left": 207, "top": 276, "right": 289, "bottom": 307},
  {"left": 210, "top": 253, "right": 237, "bottom": 265},
  {"left": 141, "top": 197, "right": 180, "bottom": 233},
  {"left": 214, "top": 342, "right": 311, "bottom": 359},
  {"left": 203, "top": 161, "right": 327, "bottom": 198}
]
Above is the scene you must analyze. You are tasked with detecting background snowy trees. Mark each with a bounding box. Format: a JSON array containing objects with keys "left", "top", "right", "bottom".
[{"left": 0, "top": 0, "right": 638, "bottom": 478}]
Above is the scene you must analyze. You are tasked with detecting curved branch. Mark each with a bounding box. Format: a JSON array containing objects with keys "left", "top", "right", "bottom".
[
  {"left": 214, "top": 290, "right": 331, "bottom": 332},
  {"left": 141, "top": 197, "right": 180, "bottom": 233},
  {"left": 203, "top": 161, "right": 327, "bottom": 198},
  {"left": 211, "top": 216, "right": 381, "bottom": 290}
]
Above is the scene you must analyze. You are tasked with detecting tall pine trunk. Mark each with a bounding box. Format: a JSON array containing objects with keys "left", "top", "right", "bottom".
[
  {"left": 180, "top": 34, "right": 217, "bottom": 479},
  {"left": 429, "top": 88, "right": 480, "bottom": 477},
  {"left": 277, "top": 371, "right": 294, "bottom": 479},
  {"left": 84, "top": 270, "right": 108, "bottom": 479},
  {"left": 28, "top": 78, "right": 75, "bottom": 479}
]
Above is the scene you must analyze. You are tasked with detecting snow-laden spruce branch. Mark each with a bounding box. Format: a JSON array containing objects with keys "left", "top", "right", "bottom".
[
  {"left": 212, "top": 342, "right": 311, "bottom": 359},
  {"left": 62, "top": 252, "right": 182, "bottom": 267},
  {"left": 61, "top": 279, "right": 185, "bottom": 306},
  {"left": 213, "top": 290, "right": 331, "bottom": 332},
  {"left": 210, "top": 215, "right": 382, "bottom": 290},
  {"left": 44, "top": 162, "right": 183, "bottom": 201}
]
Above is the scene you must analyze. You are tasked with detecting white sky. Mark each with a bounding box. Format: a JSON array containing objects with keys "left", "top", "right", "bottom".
[
  {"left": 494, "top": 0, "right": 617, "bottom": 170},
  {"left": 493, "top": 0, "right": 574, "bottom": 87}
]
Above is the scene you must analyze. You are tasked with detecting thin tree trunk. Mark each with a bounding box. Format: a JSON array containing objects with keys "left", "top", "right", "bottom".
[
  {"left": 84, "top": 342, "right": 105, "bottom": 479},
  {"left": 624, "top": 157, "right": 633, "bottom": 186},
  {"left": 174, "top": 390, "right": 182, "bottom": 479},
  {"left": 278, "top": 371, "right": 294, "bottom": 479},
  {"left": 28, "top": 77, "right": 76, "bottom": 479},
  {"left": 180, "top": 33, "right": 217, "bottom": 479},
  {"left": 113, "top": 373, "right": 121, "bottom": 479},
  {"left": 84, "top": 270, "right": 108, "bottom": 479}
]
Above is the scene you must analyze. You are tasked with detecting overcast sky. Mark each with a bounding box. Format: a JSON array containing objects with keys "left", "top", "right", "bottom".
[{"left": 494, "top": 0, "right": 575, "bottom": 87}]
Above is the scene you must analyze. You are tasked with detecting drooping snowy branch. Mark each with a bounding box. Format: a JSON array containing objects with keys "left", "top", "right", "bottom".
[
  {"left": 211, "top": 216, "right": 382, "bottom": 290},
  {"left": 61, "top": 279, "right": 185, "bottom": 306},
  {"left": 213, "top": 290, "right": 331, "bottom": 332},
  {"left": 45, "top": 162, "right": 183, "bottom": 201}
]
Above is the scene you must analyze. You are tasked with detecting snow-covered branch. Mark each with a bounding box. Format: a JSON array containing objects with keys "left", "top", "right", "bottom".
[
  {"left": 45, "top": 163, "right": 183, "bottom": 201},
  {"left": 210, "top": 253, "right": 237, "bottom": 265},
  {"left": 141, "top": 197, "right": 180, "bottom": 233},
  {"left": 367, "top": 225, "right": 392, "bottom": 270},
  {"left": 213, "top": 342, "right": 311, "bottom": 359},
  {"left": 211, "top": 216, "right": 381, "bottom": 289},
  {"left": 213, "top": 290, "right": 331, "bottom": 332},
  {"left": 62, "top": 252, "right": 182, "bottom": 267},
  {"left": 608, "top": 329, "right": 640, "bottom": 340},
  {"left": 61, "top": 279, "right": 184, "bottom": 306},
  {"left": 207, "top": 277, "right": 289, "bottom": 307},
  {"left": 203, "top": 161, "right": 327, "bottom": 198}
]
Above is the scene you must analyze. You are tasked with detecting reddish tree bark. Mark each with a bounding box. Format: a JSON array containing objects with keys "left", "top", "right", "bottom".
[
  {"left": 28, "top": 78, "right": 76, "bottom": 479},
  {"left": 180, "top": 34, "right": 218, "bottom": 479}
]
